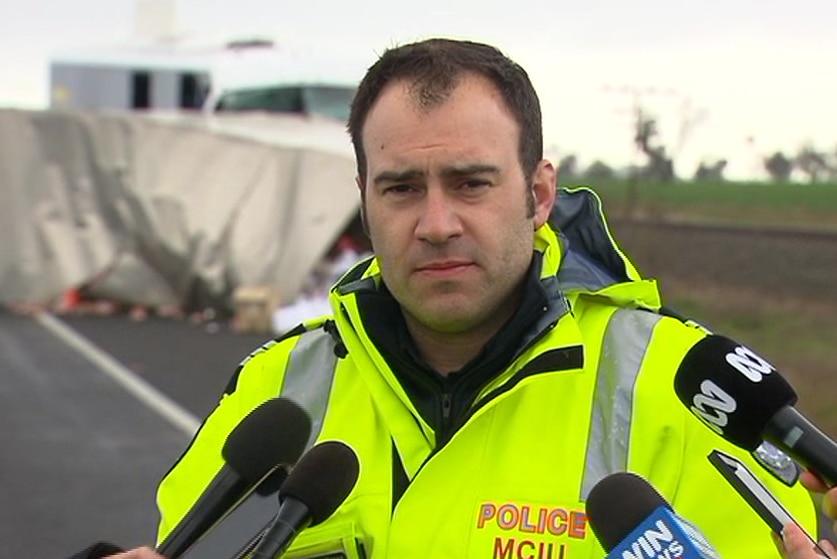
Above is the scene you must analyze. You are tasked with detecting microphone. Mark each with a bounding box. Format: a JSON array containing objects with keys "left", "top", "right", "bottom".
[
  {"left": 65, "top": 541, "right": 124, "bottom": 559},
  {"left": 156, "top": 398, "right": 312, "bottom": 558},
  {"left": 586, "top": 472, "right": 721, "bottom": 559},
  {"left": 673, "top": 334, "right": 837, "bottom": 486},
  {"left": 250, "top": 440, "right": 360, "bottom": 559}
]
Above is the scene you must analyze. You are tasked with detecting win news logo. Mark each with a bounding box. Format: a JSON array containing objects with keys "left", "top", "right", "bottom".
[{"left": 607, "top": 508, "right": 720, "bottom": 559}]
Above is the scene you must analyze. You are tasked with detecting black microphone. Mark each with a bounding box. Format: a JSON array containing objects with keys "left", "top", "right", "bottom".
[
  {"left": 65, "top": 541, "right": 124, "bottom": 559},
  {"left": 250, "top": 440, "right": 360, "bottom": 559},
  {"left": 586, "top": 472, "right": 721, "bottom": 558},
  {"left": 156, "top": 397, "right": 312, "bottom": 558},
  {"left": 674, "top": 334, "right": 837, "bottom": 486}
]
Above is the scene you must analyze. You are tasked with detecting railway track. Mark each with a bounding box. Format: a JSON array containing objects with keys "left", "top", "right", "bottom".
[
  {"left": 610, "top": 216, "right": 837, "bottom": 241},
  {"left": 606, "top": 217, "right": 837, "bottom": 307}
]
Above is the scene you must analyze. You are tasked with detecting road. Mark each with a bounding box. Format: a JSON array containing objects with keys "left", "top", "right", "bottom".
[{"left": 0, "top": 311, "right": 278, "bottom": 558}]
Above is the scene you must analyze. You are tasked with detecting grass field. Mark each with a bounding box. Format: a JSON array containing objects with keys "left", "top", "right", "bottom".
[
  {"left": 662, "top": 282, "right": 837, "bottom": 436},
  {"left": 565, "top": 179, "right": 837, "bottom": 436},
  {"left": 564, "top": 179, "right": 837, "bottom": 231}
]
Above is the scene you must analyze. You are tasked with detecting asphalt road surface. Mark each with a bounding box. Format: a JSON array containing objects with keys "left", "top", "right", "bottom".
[{"left": 0, "top": 311, "right": 280, "bottom": 558}]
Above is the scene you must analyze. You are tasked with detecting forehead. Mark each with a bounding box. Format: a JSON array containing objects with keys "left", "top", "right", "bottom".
[
  {"left": 361, "top": 74, "right": 521, "bottom": 165},
  {"left": 372, "top": 72, "right": 511, "bottom": 119}
]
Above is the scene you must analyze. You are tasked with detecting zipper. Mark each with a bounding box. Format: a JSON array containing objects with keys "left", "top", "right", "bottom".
[
  {"left": 434, "top": 380, "right": 456, "bottom": 448},
  {"left": 403, "top": 383, "right": 454, "bottom": 484},
  {"left": 441, "top": 391, "right": 452, "bottom": 428}
]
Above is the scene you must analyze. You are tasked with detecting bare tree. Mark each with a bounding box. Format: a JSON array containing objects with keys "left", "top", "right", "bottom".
[
  {"left": 763, "top": 151, "right": 794, "bottom": 182},
  {"left": 633, "top": 108, "right": 675, "bottom": 183},
  {"left": 694, "top": 159, "right": 728, "bottom": 182},
  {"left": 795, "top": 144, "right": 832, "bottom": 183}
]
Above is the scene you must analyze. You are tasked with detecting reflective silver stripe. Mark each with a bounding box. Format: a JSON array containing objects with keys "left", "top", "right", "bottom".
[
  {"left": 279, "top": 329, "right": 339, "bottom": 450},
  {"left": 581, "top": 308, "right": 663, "bottom": 499}
]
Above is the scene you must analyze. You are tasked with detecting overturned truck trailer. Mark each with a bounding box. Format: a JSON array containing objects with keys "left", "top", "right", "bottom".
[{"left": 0, "top": 109, "right": 361, "bottom": 312}]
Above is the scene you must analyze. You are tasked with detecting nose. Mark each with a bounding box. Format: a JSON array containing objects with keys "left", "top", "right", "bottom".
[{"left": 414, "top": 187, "right": 463, "bottom": 244}]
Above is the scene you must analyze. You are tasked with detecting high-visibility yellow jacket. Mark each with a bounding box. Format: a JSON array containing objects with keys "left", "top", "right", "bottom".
[{"left": 157, "top": 187, "right": 820, "bottom": 558}]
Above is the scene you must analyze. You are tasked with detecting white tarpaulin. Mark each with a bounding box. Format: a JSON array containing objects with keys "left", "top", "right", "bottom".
[{"left": 0, "top": 109, "right": 360, "bottom": 309}]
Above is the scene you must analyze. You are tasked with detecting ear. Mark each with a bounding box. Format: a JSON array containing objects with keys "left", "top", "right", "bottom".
[
  {"left": 355, "top": 176, "right": 370, "bottom": 236},
  {"left": 531, "top": 159, "right": 557, "bottom": 228}
]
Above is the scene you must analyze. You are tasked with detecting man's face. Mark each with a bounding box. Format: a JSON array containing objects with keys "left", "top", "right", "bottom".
[{"left": 358, "top": 74, "right": 555, "bottom": 336}]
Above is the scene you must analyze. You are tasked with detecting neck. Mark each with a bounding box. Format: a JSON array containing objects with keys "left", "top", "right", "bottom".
[
  {"left": 402, "top": 290, "right": 523, "bottom": 375},
  {"left": 403, "top": 324, "right": 488, "bottom": 375}
]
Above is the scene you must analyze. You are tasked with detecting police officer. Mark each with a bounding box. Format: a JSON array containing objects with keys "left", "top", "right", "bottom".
[{"left": 108, "top": 38, "right": 827, "bottom": 558}]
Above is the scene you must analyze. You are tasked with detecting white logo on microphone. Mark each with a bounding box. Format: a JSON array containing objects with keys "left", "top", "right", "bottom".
[
  {"left": 690, "top": 380, "right": 737, "bottom": 435},
  {"left": 725, "top": 346, "right": 774, "bottom": 383}
]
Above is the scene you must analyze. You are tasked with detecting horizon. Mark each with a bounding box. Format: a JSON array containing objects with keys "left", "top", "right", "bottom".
[{"left": 2, "top": 0, "right": 835, "bottom": 181}]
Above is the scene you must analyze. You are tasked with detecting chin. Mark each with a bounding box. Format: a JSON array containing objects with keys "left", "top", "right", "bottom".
[{"left": 415, "top": 308, "right": 480, "bottom": 333}]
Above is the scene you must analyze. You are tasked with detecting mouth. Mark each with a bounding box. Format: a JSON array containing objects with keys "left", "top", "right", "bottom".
[{"left": 415, "top": 261, "right": 474, "bottom": 276}]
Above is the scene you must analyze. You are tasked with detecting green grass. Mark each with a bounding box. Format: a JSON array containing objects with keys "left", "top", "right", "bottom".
[
  {"left": 562, "top": 180, "right": 837, "bottom": 231},
  {"left": 665, "top": 296, "right": 835, "bottom": 360}
]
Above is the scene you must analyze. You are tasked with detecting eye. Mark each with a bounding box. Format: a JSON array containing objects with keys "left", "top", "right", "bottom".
[
  {"left": 460, "top": 179, "right": 490, "bottom": 191},
  {"left": 383, "top": 184, "right": 415, "bottom": 195}
]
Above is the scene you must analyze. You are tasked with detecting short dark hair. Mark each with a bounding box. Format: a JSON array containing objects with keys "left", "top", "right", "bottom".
[{"left": 348, "top": 38, "right": 543, "bottom": 183}]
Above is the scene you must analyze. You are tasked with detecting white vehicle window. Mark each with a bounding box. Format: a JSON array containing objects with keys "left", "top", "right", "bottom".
[{"left": 215, "top": 85, "right": 356, "bottom": 121}]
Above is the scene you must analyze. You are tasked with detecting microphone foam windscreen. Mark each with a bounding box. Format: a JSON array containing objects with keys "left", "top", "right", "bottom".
[
  {"left": 222, "top": 398, "right": 312, "bottom": 484},
  {"left": 280, "top": 440, "right": 360, "bottom": 525},
  {"left": 585, "top": 472, "right": 669, "bottom": 552},
  {"left": 673, "top": 334, "right": 797, "bottom": 450}
]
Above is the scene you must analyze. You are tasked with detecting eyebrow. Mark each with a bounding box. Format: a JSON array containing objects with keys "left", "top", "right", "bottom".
[{"left": 371, "top": 163, "right": 500, "bottom": 187}]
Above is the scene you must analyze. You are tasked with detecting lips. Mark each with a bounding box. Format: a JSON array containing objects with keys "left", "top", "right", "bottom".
[
  {"left": 416, "top": 260, "right": 473, "bottom": 272},
  {"left": 412, "top": 260, "right": 476, "bottom": 282}
]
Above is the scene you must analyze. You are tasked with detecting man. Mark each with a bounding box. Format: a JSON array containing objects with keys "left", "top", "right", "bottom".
[{"left": 108, "top": 38, "right": 831, "bottom": 558}]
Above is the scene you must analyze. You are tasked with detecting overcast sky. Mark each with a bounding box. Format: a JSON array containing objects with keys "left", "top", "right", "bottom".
[{"left": 1, "top": 0, "right": 836, "bottom": 179}]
